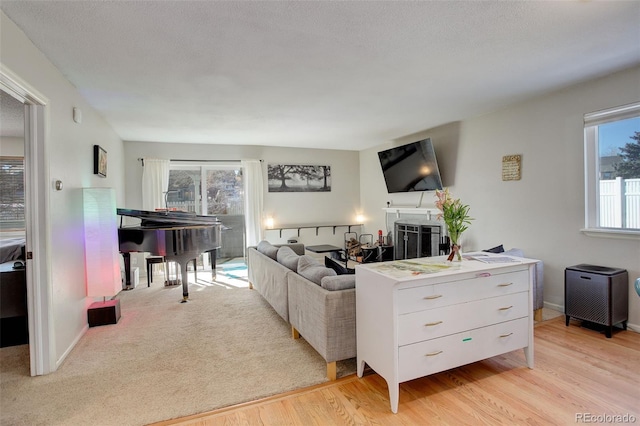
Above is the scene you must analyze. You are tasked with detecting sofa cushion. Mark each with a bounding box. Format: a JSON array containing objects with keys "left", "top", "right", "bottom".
[
  {"left": 276, "top": 246, "right": 300, "bottom": 271},
  {"left": 321, "top": 275, "right": 356, "bottom": 291},
  {"left": 256, "top": 240, "right": 279, "bottom": 260},
  {"left": 275, "top": 243, "right": 305, "bottom": 256},
  {"left": 297, "top": 255, "right": 336, "bottom": 285}
]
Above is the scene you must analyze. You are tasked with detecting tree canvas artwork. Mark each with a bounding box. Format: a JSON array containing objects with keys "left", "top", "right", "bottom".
[{"left": 267, "top": 164, "right": 331, "bottom": 192}]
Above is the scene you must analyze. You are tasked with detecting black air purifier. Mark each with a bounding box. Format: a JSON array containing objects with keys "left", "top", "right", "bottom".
[{"left": 565, "top": 264, "right": 628, "bottom": 338}]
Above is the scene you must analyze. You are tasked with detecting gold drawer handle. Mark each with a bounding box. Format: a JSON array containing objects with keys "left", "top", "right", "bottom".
[
  {"left": 499, "top": 333, "right": 514, "bottom": 338},
  {"left": 498, "top": 305, "right": 513, "bottom": 311},
  {"left": 425, "top": 350, "right": 443, "bottom": 357},
  {"left": 423, "top": 294, "right": 443, "bottom": 300},
  {"left": 424, "top": 321, "right": 443, "bottom": 327},
  {"left": 498, "top": 282, "right": 513, "bottom": 287}
]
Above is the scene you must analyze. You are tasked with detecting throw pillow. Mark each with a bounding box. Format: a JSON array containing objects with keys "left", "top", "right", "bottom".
[
  {"left": 321, "top": 275, "right": 356, "bottom": 291},
  {"left": 276, "top": 246, "right": 299, "bottom": 271},
  {"left": 256, "top": 240, "right": 279, "bottom": 260},
  {"left": 483, "top": 244, "right": 504, "bottom": 253},
  {"left": 297, "top": 255, "right": 336, "bottom": 285}
]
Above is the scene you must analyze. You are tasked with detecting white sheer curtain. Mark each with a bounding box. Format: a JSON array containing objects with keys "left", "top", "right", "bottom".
[
  {"left": 242, "top": 159, "right": 264, "bottom": 247},
  {"left": 141, "top": 158, "right": 170, "bottom": 211}
]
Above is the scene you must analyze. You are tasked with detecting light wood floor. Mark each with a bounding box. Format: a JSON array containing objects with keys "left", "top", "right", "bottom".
[{"left": 152, "top": 317, "right": 640, "bottom": 425}]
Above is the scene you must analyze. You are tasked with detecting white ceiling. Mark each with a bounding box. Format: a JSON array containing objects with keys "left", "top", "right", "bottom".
[{"left": 1, "top": 1, "right": 639, "bottom": 150}]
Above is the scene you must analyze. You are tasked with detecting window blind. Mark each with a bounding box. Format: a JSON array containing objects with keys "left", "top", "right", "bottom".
[{"left": 0, "top": 156, "right": 25, "bottom": 225}]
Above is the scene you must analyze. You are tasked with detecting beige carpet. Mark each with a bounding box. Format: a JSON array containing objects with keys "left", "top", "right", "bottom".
[{"left": 0, "top": 262, "right": 356, "bottom": 425}]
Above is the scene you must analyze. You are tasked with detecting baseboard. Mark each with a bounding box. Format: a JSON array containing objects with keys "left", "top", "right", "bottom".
[
  {"left": 543, "top": 301, "right": 563, "bottom": 312},
  {"left": 544, "top": 301, "right": 639, "bottom": 334},
  {"left": 56, "top": 323, "right": 89, "bottom": 370}
]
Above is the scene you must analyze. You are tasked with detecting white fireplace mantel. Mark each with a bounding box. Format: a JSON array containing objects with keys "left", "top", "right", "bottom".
[{"left": 383, "top": 206, "right": 440, "bottom": 218}]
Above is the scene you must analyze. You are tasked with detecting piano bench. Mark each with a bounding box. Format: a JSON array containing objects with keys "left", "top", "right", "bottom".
[{"left": 146, "top": 256, "right": 166, "bottom": 286}]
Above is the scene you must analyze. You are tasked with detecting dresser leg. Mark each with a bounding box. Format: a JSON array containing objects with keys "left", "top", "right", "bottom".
[
  {"left": 388, "top": 382, "right": 399, "bottom": 414},
  {"left": 524, "top": 345, "right": 534, "bottom": 368},
  {"left": 357, "top": 359, "right": 366, "bottom": 377}
]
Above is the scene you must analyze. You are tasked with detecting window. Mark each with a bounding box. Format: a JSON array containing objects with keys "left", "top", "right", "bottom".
[
  {"left": 0, "top": 156, "right": 25, "bottom": 230},
  {"left": 168, "top": 162, "right": 245, "bottom": 258},
  {"left": 167, "top": 164, "right": 244, "bottom": 216},
  {"left": 584, "top": 102, "right": 640, "bottom": 237}
]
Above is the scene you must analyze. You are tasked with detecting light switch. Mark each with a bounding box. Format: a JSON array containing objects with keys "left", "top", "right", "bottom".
[{"left": 73, "top": 107, "right": 82, "bottom": 123}]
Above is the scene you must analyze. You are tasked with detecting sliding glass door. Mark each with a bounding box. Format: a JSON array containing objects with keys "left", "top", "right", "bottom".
[{"left": 168, "top": 163, "right": 245, "bottom": 259}]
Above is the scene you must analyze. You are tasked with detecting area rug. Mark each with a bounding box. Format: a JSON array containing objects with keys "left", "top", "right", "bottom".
[{"left": 0, "top": 277, "right": 356, "bottom": 426}]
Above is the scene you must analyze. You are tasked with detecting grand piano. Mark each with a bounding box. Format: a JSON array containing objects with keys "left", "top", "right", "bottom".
[{"left": 117, "top": 208, "right": 222, "bottom": 302}]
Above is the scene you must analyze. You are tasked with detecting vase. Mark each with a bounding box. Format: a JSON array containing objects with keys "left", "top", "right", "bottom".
[{"left": 446, "top": 235, "right": 463, "bottom": 262}]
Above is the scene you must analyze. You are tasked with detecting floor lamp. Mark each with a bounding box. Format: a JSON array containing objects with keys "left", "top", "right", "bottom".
[{"left": 83, "top": 188, "right": 122, "bottom": 327}]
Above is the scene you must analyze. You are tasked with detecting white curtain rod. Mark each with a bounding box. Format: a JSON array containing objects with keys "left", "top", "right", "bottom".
[{"left": 137, "top": 158, "right": 262, "bottom": 165}]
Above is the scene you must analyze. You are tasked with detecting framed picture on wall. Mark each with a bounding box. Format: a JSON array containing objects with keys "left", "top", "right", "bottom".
[
  {"left": 94, "top": 145, "right": 107, "bottom": 178},
  {"left": 267, "top": 164, "right": 331, "bottom": 192}
]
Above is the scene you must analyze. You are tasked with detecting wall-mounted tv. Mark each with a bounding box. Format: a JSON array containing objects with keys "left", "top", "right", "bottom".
[{"left": 377, "top": 138, "right": 443, "bottom": 193}]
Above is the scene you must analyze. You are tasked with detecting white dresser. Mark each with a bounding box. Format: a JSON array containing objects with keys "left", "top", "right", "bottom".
[{"left": 355, "top": 255, "right": 537, "bottom": 413}]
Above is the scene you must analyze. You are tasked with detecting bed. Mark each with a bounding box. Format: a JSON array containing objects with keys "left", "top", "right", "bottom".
[
  {"left": 0, "top": 236, "right": 27, "bottom": 347},
  {"left": 0, "top": 237, "right": 26, "bottom": 263}
]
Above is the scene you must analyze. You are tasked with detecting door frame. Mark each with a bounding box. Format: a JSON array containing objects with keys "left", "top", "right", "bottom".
[{"left": 1, "top": 64, "right": 54, "bottom": 375}]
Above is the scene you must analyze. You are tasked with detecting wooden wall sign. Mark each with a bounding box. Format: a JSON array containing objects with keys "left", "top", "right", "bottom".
[{"left": 502, "top": 154, "right": 521, "bottom": 181}]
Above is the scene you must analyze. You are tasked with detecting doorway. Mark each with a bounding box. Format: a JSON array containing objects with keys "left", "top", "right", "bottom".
[
  {"left": 0, "top": 92, "right": 28, "bottom": 348},
  {"left": 1, "top": 68, "right": 53, "bottom": 376}
]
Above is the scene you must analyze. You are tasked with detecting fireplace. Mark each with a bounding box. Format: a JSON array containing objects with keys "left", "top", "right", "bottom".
[{"left": 394, "top": 222, "right": 442, "bottom": 260}]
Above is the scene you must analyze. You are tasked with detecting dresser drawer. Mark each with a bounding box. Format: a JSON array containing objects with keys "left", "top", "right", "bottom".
[
  {"left": 398, "top": 317, "right": 529, "bottom": 382},
  {"left": 398, "top": 292, "right": 528, "bottom": 346},
  {"left": 397, "top": 269, "right": 529, "bottom": 314}
]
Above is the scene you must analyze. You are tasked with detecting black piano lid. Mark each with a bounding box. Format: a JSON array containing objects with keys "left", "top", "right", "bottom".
[{"left": 117, "top": 208, "right": 221, "bottom": 227}]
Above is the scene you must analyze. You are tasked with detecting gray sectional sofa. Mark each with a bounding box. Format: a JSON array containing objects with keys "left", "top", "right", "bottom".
[{"left": 247, "top": 241, "right": 356, "bottom": 380}]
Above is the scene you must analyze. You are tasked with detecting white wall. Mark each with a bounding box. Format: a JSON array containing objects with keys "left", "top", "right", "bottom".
[
  {"left": 1, "top": 12, "right": 126, "bottom": 367},
  {"left": 0, "top": 137, "right": 25, "bottom": 155},
  {"left": 359, "top": 121, "right": 462, "bottom": 238},
  {"left": 360, "top": 65, "right": 640, "bottom": 330},
  {"left": 123, "top": 142, "right": 361, "bottom": 249}
]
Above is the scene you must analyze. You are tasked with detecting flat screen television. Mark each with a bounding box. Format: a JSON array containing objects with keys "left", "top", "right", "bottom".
[{"left": 377, "top": 138, "right": 443, "bottom": 193}]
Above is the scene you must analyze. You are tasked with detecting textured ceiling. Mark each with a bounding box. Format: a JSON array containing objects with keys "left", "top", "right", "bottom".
[{"left": 1, "top": 1, "right": 639, "bottom": 150}]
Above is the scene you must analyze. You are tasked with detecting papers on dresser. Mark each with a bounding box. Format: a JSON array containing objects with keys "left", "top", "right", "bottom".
[{"left": 466, "top": 254, "right": 521, "bottom": 263}]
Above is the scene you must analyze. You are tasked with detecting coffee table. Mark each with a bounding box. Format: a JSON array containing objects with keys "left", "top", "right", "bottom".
[{"left": 306, "top": 244, "right": 343, "bottom": 255}]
